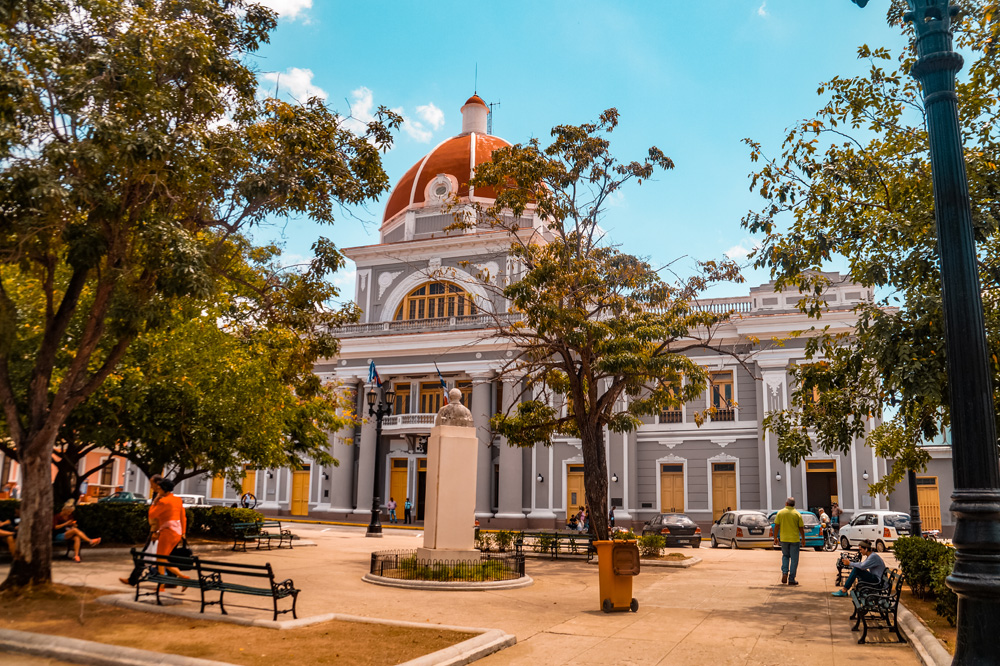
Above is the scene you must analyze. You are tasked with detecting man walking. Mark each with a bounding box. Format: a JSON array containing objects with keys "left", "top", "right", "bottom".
[
  {"left": 772, "top": 496, "right": 806, "bottom": 585},
  {"left": 386, "top": 497, "right": 398, "bottom": 524},
  {"left": 403, "top": 497, "right": 413, "bottom": 524}
]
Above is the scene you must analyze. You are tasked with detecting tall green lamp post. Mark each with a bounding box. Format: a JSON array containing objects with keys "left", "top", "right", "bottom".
[{"left": 851, "top": 1, "right": 1000, "bottom": 663}]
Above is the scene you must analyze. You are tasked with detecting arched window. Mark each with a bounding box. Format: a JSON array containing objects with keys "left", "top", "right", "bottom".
[{"left": 394, "top": 281, "right": 477, "bottom": 321}]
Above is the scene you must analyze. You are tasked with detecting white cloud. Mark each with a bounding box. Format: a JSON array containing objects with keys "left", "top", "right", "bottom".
[
  {"left": 332, "top": 267, "right": 356, "bottom": 290},
  {"left": 261, "top": 67, "right": 327, "bottom": 102},
  {"left": 757, "top": 1, "right": 768, "bottom": 17},
  {"left": 416, "top": 103, "right": 445, "bottom": 131},
  {"left": 340, "top": 88, "right": 442, "bottom": 144},
  {"left": 724, "top": 240, "right": 759, "bottom": 262},
  {"left": 257, "top": 0, "right": 312, "bottom": 21}
]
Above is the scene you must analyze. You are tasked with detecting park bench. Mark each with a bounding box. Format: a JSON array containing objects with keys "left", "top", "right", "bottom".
[
  {"left": 196, "top": 556, "right": 299, "bottom": 621},
  {"left": 232, "top": 520, "right": 293, "bottom": 552},
  {"left": 516, "top": 531, "right": 596, "bottom": 560},
  {"left": 849, "top": 568, "right": 906, "bottom": 644},
  {"left": 835, "top": 550, "right": 863, "bottom": 586},
  {"left": 129, "top": 549, "right": 300, "bottom": 622},
  {"left": 0, "top": 538, "right": 71, "bottom": 563}
]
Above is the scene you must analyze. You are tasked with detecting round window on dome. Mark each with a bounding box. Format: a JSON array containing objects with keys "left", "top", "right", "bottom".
[{"left": 435, "top": 185, "right": 448, "bottom": 196}]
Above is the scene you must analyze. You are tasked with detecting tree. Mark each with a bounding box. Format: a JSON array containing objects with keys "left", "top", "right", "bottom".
[
  {"left": 0, "top": 0, "right": 399, "bottom": 588},
  {"left": 741, "top": 0, "right": 1000, "bottom": 492},
  {"left": 466, "top": 110, "right": 743, "bottom": 541}
]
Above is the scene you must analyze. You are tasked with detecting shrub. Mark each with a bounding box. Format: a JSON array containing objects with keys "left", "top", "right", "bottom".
[
  {"left": 931, "top": 547, "right": 958, "bottom": 627},
  {"left": 74, "top": 502, "right": 149, "bottom": 544},
  {"left": 475, "top": 531, "right": 492, "bottom": 551},
  {"left": 534, "top": 534, "right": 555, "bottom": 553},
  {"left": 187, "top": 506, "right": 262, "bottom": 539},
  {"left": 893, "top": 536, "right": 952, "bottom": 598},
  {"left": 610, "top": 528, "right": 637, "bottom": 541},
  {"left": 638, "top": 534, "right": 665, "bottom": 557},
  {"left": 494, "top": 530, "right": 516, "bottom": 552}
]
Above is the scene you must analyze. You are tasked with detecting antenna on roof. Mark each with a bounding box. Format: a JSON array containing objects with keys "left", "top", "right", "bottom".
[
  {"left": 474, "top": 64, "right": 478, "bottom": 95},
  {"left": 487, "top": 100, "right": 500, "bottom": 135}
]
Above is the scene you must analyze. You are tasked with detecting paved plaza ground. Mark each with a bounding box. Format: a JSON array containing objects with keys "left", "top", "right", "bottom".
[{"left": 2, "top": 523, "right": 920, "bottom": 665}]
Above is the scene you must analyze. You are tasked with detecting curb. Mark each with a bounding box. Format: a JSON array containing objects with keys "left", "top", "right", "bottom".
[
  {"left": 897, "top": 603, "right": 952, "bottom": 666},
  {"left": 0, "top": 627, "right": 234, "bottom": 666},
  {"left": 588, "top": 555, "right": 701, "bottom": 569},
  {"left": 398, "top": 629, "right": 515, "bottom": 666},
  {"left": 362, "top": 572, "right": 534, "bottom": 591}
]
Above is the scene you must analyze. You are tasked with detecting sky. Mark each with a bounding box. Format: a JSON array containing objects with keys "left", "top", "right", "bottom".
[{"left": 249, "top": 0, "right": 911, "bottom": 300}]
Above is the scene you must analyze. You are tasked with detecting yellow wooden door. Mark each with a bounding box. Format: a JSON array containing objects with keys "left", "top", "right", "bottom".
[
  {"left": 916, "top": 477, "right": 942, "bottom": 531},
  {"left": 211, "top": 475, "right": 226, "bottom": 499},
  {"left": 712, "top": 463, "right": 737, "bottom": 521},
  {"left": 660, "top": 464, "right": 684, "bottom": 513},
  {"left": 389, "top": 459, "right": 408, "bottom": 520},
  {"left": 241, "top": 469, "right": 256, "bottom": 497},
  {"left": 566, "top": 465, "right": 585, "bottom": 514},
  {"left": 291, "top": 470, "right": 310, "bottom": 516}
]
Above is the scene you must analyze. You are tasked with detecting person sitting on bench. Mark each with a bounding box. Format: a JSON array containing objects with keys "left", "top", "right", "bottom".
[
  {"left": 0, "top": 508, "right": 18, "bottom": 555},
  {"left": 832, "top": 539, "right": 885, "bottom": 597},
  {"left": 53, "top": 500, "right": 101, "bottom": 563}
]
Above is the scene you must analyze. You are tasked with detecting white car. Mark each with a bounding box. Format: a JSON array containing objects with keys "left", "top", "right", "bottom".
[
  {"left": 839, "top": 510, "right": 911, "bottom": 552},
  {"left": 710, "top": 510, "right": 772, "bottom": 549},
  {"left": 175, "top": 494, "right": 207, "bottom": 507}
]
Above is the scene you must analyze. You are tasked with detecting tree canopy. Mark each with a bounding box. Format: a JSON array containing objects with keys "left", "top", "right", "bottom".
[
  {"left": 467, "top": 109, "right": 743, "bottom": 540},
  {"left": 742, "top": 0, "right": 1000, "bottom": 493},
  {"left": 0, "top": 0, "right": 398, "bottom": 587}
]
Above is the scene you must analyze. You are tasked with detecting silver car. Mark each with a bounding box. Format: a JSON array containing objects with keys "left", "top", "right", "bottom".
[{"left": 710, "top": 510, "right": 772, "bottom": 549}]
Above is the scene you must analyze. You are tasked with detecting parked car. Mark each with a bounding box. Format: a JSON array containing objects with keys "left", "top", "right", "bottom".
[
  {"left": 175, "top": 494, "right": 207, "bottom": 507},
  {"left": 839, "top": 510, "right": 911, "bottom": 552},
  {"left": 640, "top": 513, "right": 702, "bottom": 547},
  {"left": 766, "top": 510, "right": 826, "bottom": 551},
  {"left": 710, "top": 510, "right": 772, "bottom": 549},
  {"left": 97, "top": 491, "right": 148, "bottom": 504}
]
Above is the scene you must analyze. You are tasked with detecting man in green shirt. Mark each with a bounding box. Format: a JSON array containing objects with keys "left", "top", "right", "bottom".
[{"left": 772, "top": 497, "right": 806, "bottom": 585}]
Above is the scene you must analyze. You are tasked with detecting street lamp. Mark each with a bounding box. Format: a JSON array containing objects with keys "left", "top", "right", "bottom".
[
  {"left": 366, "top": 385, "right": 396, "bottom": 537},
  {"left": 850, "top": 2, "right": 1000, "bottom": 662}
]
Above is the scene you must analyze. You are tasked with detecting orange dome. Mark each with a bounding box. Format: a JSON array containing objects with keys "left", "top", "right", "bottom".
[
  {"left": 382, "top": 132, "right": 510, "bottom": 225},
  {"left": 464, "top": 94, "right": 488, "bottom": 109}
]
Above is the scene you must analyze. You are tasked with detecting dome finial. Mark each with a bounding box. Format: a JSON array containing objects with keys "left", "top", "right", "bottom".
[{"left": 461, "top": 94, "right": 489, "bottom": 134}]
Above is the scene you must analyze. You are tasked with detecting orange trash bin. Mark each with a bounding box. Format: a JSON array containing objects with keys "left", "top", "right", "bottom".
[{"left": 594, "top": 540, "right": 640, "bottom": 612}]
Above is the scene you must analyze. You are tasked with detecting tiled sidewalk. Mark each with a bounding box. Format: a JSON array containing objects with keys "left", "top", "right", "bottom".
[{"left": 25, "top": 524, "right": 918, "bottom": 666}]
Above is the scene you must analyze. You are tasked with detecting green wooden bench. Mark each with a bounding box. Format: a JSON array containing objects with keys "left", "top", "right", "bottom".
[
  {"left": 850, "top": 568, "right": 906, "bottom": 644},
  {"left": 232, "top": 520, "right": 293, "bottom": 551},
  {"left": 516, "top": 531, "right": 595, "bottom": 560},
  {"left": 196, "top": 556, "right": 299, "bottom": 621}
]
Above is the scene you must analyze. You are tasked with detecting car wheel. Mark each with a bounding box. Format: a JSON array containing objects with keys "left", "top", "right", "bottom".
[
  {"left": 814, "top": 546, "right": 824, "bottom": 552},
  {"left": 711, "top": 535, "right": 718, "bottom": 548},
  {"left": 730, "top": 538, "right": 738, "bottom": 550},
  {"left": 875, "top": 540, "right": 887, "bottom": 553},
  {"left": 693, "top": 541, "right": 701, "bottom": 548},
  {"left": 840, "top": 536, "right": 851, "bottom": 551}
]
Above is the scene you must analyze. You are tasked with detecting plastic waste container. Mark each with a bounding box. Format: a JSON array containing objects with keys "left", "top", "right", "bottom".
[{"left": 595, "top": 540, "right": 640, "bottom": 612}]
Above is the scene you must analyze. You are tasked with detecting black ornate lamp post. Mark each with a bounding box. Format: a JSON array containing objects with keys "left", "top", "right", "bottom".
[
  {"left": 907, "top": 468, "right": 923, "bottom": 538},
  {"left": 851, "top": 1, "right": 1000, "bottom": 662},
  {"left": 366, "top": 385, "right": 396, "bottom": 538}
]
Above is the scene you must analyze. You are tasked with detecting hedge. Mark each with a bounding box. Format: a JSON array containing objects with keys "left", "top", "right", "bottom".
[
  {"left": 893, "top": 535, "right": 958, "bottom": 626},
  {"left": 1, "top": 500, "right": 263, "bottom": 544}
]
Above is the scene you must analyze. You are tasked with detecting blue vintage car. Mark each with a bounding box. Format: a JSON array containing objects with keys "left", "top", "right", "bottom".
[{"left": 767, "top": 510, "right": 825, "bottom": 551}]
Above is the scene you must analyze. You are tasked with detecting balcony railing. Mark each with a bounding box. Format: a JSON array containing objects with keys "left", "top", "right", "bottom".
[
  {"left": 710, "top": 409, "right": 736, "bottom": 422},
  {"left": 337, "top": 313, "right": 520, "bottom": 338},
  {"left": 381, "top": 413, "right": 437, "bottom": 431},
  {"left": 660, "top": 411, "right": 683, "bottom": 424}
]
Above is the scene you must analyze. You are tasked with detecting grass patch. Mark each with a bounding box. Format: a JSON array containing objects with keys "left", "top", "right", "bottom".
[
  {"left": 901, "top": 586, "right": 956, "bottom": 655},
  {"left": 0, "top": 585, "right": 476, "bottom": 666}
]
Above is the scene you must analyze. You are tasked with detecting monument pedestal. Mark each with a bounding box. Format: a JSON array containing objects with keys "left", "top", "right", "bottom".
[{"left": 419, "top": 410, "right": 480, "bottom": 564}]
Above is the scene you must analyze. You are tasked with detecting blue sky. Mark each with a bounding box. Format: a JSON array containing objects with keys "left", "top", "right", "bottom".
[{"left": 251, "top": 1, "right": 909, "bottom": 299}]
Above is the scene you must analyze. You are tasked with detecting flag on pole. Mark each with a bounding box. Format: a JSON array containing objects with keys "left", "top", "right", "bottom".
[
  {"left": 368, "top": 360, "right": 381, "bottom": 387},
  {"left": 434, "top": 362, "right": 448, "bottom": 394}
]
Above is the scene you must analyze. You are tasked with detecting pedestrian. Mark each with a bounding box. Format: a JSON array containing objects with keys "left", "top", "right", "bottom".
[
  {"left": 832, "top": 539, "right": 885, "bottom": 597},
  {"left": 831, "top": 502, "right": 843, "bottom": 529},
  {"left": 772, "top": 496, "right": 805, "bottom": 585},
  {"left": 404, "top": 497, "right": 413, "bottom": 524},
  {"left": 147, "top": 476, "right": 190, "bottom": 588},
  {"left": 608, "top": 507, "right": 615, "bottom": 528},
  {"left": 387, "top": 497, "right": 398, "bottom": 524},
  {"left": 818, "top": 507, "right": 830, "bottom": 527},
  {"left": 7, "top": 482, "right": 19, "bottom": 499},
  {"left": 78, "top": 477, "right": 89, "bottom": 499},
  {"left": 582, "top": 507, "right": 590, "bottom": 532},
  {"left": 53, "top": 500, "right": 101, "bottom": 563}
]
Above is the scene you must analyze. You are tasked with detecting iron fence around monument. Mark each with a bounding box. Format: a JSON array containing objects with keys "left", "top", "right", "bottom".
[{"left": 369, "top": 549, "right": 525, "bottom": 582}]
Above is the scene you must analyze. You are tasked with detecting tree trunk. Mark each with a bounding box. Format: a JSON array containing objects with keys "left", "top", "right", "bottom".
[
  {"left": 580, "top": 424, "right": 610, "bottom": 541},
  {"left": 1, "top": 433, "right": 56, "bottom": 589}
]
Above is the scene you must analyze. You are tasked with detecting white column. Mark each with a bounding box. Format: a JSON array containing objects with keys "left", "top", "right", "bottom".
[
  {"left": 353, "top": 397, "right": 378, "bottom": 515},
  {"left": 496, "top": 378, "right": 525, "bottom": 520},
  {"left": 471, "top": 373, "right": 495, "bottom": 518},
  {"left": 329, "top": 380, "right": 361, "bottom": 512}
]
